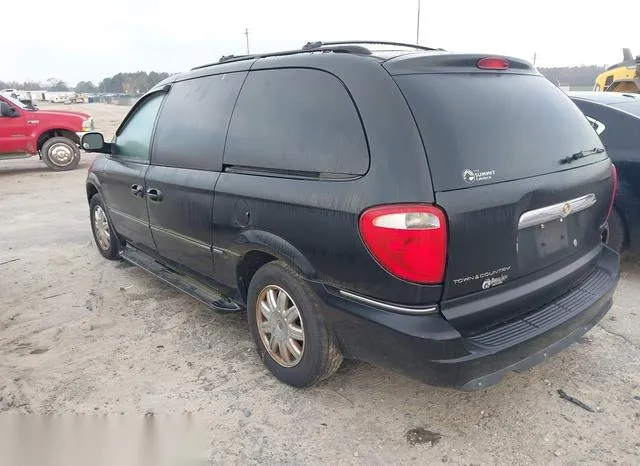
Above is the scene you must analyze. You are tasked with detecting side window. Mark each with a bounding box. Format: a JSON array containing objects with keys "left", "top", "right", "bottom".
[
  {"left": 611, "top": 81, "right": 637, "bottom": 93},
  {"left": 604, "top": 75, "right": 614, "bottom": 89},
  {"left": 152, "top": 72, "right": 246, "bottom": 171},
  {"left": 113, "top": 93, "right": 164, "bottom": 161},
  {"left": 224, "top": 68, "right": 369, "bottom": 176}
]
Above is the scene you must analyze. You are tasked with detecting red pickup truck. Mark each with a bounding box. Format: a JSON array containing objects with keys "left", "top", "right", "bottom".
[{"left": 0, "top": 93, "right": 93, "bottom": 170}]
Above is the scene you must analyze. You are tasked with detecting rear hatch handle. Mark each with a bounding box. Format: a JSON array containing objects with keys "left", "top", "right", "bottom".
[{"left": 561, "top": 147, "right": 604, "bottom": 164}]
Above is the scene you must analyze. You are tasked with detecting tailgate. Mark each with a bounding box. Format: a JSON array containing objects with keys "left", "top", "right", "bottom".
[{"left": 393, "top": 65, "right": 614, "bottom": 331}]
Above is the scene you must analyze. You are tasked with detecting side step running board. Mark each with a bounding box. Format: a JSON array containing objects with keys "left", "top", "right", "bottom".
[{"left": 120, "top": 247, "right": 244, "bottom": 313}]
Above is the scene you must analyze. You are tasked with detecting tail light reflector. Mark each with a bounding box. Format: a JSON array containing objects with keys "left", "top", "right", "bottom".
[
  {"left": 477, "top": 57, "right": 510, "bottom": 70},
  {"left": 359, "top": 204, "right": 448, "bottom": 284},
  {"left": 607, "top": 164, "right": 618, "bottom": 218}
]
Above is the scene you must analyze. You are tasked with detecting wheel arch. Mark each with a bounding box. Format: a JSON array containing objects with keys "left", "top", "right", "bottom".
[
  {"left": 86, "top": 172, "right": 104, "bottom": 202},
  {"left": 37, "top": 128, "right": 80, "bottom": 153},
  {"left": 86, "top": 182, "right": 99, "bottom": 204},
  {"left": 613, "top": 203, "right": 630, "bottom": 248},
  {"left": 235, "top": 230, "right": 317, "bottom": 302}
]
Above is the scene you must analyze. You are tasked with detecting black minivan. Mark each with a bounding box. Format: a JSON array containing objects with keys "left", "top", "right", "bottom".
[{"left": 83, "top": 41, "right": 619, "bottom": 389}]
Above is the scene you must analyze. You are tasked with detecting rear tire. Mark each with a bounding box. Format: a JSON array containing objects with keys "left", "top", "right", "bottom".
[
  {"left": 41, "top": 136, "right": 80, "bottom": 171},
  {"left": 89, "top": 194, "right": 120, "bottom": 260},
  {"left": 605, "top": 208, "right": 626, "bottom": 253},
  {"left": 247, "top": 261, "right": 343, "bottom": 387}
]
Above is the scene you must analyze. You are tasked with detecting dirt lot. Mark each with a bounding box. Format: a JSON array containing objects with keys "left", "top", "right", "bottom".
[{"left": 1, "top": 103, "right": 640, "bottom": 464}]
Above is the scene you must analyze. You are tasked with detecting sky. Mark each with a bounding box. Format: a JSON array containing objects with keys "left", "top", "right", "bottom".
[{"left": 3, "top": 0, "right": 639, "bottom": 85}]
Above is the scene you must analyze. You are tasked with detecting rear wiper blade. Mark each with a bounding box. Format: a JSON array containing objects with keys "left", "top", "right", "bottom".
[{"left": 561, "top": 147, "right": 605, "bottom": 164}]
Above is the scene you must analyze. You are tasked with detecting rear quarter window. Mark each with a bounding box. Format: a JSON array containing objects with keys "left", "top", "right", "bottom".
[
  {"left": 394, "top": 73, "right": 606, "bottom": 191},
  {"left": 224, "top": 68, "right": 369, "bottom": 176}
]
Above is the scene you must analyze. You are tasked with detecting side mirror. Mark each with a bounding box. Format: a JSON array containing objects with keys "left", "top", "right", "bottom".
[
  {"left": 81, "top": 132, "right": 107, "bottom": 152},
  {"left": 0, "top": 102, "right": 17, "bottom": 117}
]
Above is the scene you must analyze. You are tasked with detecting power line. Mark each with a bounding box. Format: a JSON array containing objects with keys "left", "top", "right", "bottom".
[{"left": 416, "top": 0, "right": 421, "bottom": 45}]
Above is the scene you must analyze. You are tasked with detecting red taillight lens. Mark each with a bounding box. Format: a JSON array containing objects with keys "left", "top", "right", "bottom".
[
  {"left": 477, "top": 57, "right": 510, "bottom": 70},
  {"left": 358, "top": 204, "right": 448, "bottom": 284},
  {"left": 607, "top": 164, "right": 618, "bottom": 218}
]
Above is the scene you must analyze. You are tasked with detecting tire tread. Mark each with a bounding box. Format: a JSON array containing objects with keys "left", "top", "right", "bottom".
[{"left": 247, "top": 260, "right": 343, "bottom": 387}]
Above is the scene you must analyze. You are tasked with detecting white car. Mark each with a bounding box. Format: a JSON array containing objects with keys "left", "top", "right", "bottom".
[{"left": 0, "top": 88, "right": 19, "bottom": 98}]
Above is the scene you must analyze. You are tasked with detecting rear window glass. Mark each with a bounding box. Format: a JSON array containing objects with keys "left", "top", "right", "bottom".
[
  {"left": 611, "top": 100, "right": 640, "bottom": 118},
  {"left": 395, "top": 74, "right": 607, "bottom": 191}
]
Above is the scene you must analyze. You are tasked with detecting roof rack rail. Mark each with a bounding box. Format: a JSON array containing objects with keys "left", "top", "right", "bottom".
[
  {"left": 191, "top": 40, "right": 442, "bottom": 71},
  {"left": 301, "top": 42, "right": 372, "bottom": 55},
  {"left": 192, "top": 47, "right": 315, "bottom": 70},
  {"left": 302, "top": 40, "right": 442, "bottom": 52}
]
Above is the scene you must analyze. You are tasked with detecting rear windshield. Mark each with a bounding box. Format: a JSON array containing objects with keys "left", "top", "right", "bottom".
[
  {"left": 610, "top": 100, "right": 640, "bottom": 118},
  {"left": 395, "top": 73, "right": 607, "bottom": 191}
]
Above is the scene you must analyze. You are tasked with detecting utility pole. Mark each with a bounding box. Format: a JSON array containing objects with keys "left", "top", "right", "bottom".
[
  {"left": 416, "top": 0, "right": 421, "bottom": 45},
  {"left": 244, "top": 28, "right": 250, "bottom": 54},
  {"left": 533, "top": 52, "right": 537, "bottom": 65}
]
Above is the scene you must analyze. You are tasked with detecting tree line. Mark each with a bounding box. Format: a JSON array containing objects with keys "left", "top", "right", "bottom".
[
  {"left": 0, "top": 79, "right": 70, "bottom": 92},
  {"left": 537, "top": 65, "right": 607, "bottom": 87},
  {"left": 2, "top": 66, "right": 609, "bottom": 94},
  {"left": 1, "top": 71, "right": 172, "bottom": 95}
]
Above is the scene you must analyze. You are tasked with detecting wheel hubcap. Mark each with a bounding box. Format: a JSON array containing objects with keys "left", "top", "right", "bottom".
[
  {"left": 93, "top": 205, "right": 111, "bottom": 250},
  {"left": 49, "top": 143, "right": 74, "bottom": 166},
  {"left": 256, "top": 285, "right": 305, "bottom": 367}
]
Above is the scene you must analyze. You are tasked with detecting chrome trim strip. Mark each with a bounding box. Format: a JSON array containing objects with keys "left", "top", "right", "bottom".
[
  {"left": 151, "top": 225, "right": 210, "bottom": 251},
  {"left": 109, "top": 208, "right": 147, "bottom": 226},
  {"left": 338, "top": 289, "right": 438, "bottom": 315},
  {"left": 518, "top": 193, "right": 596, "bottom": 230}
]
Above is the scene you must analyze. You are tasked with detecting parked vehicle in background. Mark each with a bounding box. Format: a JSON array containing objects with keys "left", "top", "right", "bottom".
[
  {"left": 0, "top": 93, "right": 93, "bottom": 170},
  {"left": 594, "top": 48, "right": 639, "bottom": 91},
  {"left": 84, "top": 41, "right": 619, "bottom": 390},
  {"left": 569, "top": 91, "right": 640, "bottom": 254},
  {"left": 604, "top": 79, "right": 640, "bottom": 94},
  {"left": 1, "top": 88, "right": 20, "bottom": 98},
  {"left": 49, "top": 95, "right": 68, "bottom": 104},
  {"left": 1, "top": 89, "right": 35, "bottom": 107}
]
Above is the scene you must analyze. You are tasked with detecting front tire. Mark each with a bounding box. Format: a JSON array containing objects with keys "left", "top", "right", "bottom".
[
  {"left": 89, "top": 194, "right": 120, "bottom": 260},
  {"left": 247, "top": 261, "right": 343, "bottom": 387},
  {"left": 41, "top": 137, "right": 80, "bottom": 171}
]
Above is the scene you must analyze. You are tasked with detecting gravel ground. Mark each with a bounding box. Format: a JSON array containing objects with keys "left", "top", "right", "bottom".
[{"left": 1, "top": 103, "right": 639, "bottom": 465}]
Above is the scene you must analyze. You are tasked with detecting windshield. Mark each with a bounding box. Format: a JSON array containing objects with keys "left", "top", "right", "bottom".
[
  {"left": 611, "top": 100, "right": 640, "bottom": 119},
  {"left": 1, "top": 94, "right": 29, "bottom": 110}
]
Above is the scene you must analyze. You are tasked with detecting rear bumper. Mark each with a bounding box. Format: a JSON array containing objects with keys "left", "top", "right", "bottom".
[{"left": 317, "top": 245, "right": 619, "bottom": 389}]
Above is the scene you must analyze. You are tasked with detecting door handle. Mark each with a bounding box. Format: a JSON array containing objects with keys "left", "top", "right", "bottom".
[
  {"left": 130, "top": 184, "right": 144, "bottom": 198},
  {"left": 146, "top": 188, "right": 163, "bottom": 202}
]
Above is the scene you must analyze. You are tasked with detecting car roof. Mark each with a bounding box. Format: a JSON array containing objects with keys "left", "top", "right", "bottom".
[
  {"left": 567, "top": 91, "right": 640, "bottom": 105},
  {"left": 191, "top": 41, "right": 443, "bottom": 69},
  {"left": 146, "top": 41, "right": 444, "bottom": 92},
  {"left": 179, "top": 41, "right": 535, "bottom": 80},
  {"left": 144, "top": 41, "right": 538, "bottom": 96}
]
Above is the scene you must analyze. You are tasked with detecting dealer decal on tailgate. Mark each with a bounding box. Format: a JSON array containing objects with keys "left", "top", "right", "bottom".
[{"left": 453, "top": 266, "right": 511, "bottom": 289}]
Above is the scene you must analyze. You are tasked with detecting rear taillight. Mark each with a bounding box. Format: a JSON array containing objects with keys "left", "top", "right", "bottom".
[
  {"left": 607, "top": 164, "right": 618, "bottom": 218},
  {"left": 358, "top": 204, "right": 448, "bottom": 284},
  {"left": 477, "top": 57, "right": 510, "bottom": 70}
]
